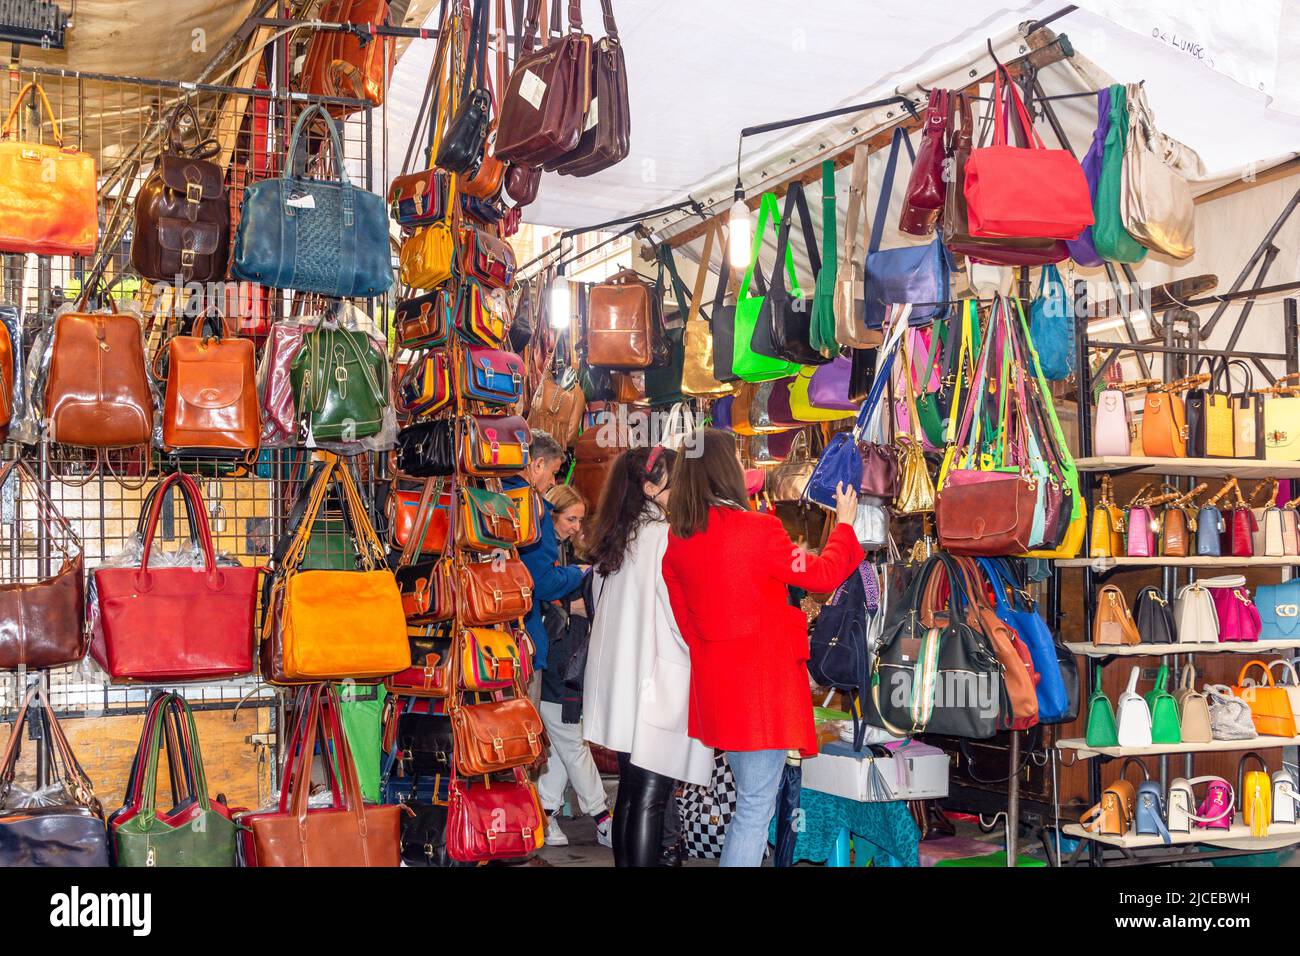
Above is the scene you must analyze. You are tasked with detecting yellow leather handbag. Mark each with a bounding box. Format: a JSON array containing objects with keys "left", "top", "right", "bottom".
[
  {"left": 399, "top": 219, "right": 455, "bottom": 291},
  {"left": 1239, "top": 752, "right": 1272, "bottom": 838},
  {"left": 1263, "top": 379, "right": 1300, "bottom": 461},
  {"left": 1089, "top": 474, "right": 1125, "bottom": 558},
  {"left": 680, "top": 224, "right": 730, "bottom": 398},
  {"left": 503, "top": 484, "right": 543, "bottom": 548},
  {"left": 263, "top": 455, "right": 410, "bottom": 684},
  {"left": 458, "top": 626, "right": 528, "bottom": 692},
  {"left": 788, "top": 366, "right": 855, "bottom": 422}
]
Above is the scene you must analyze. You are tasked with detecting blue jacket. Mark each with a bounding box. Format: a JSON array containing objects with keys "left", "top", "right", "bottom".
[{"left": 504, "top": 477, "right": 583, "bottom": 670}]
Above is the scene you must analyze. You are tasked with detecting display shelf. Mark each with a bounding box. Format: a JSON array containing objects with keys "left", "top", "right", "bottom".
[
  {"left": 1065, "top": 639, "right": 1300, "bottom": 658},
  {"left": 1056, "top": 733, "right": 1300, "bottom": 760},
  {"left": 1055, "top": 555, "right": 1300, "bottom": 569},
  {"left": 1062, "top": 821, "right": 1300, "bottom": 852},
  {"left": 1074, "top": 456, "right": 1300, "bottom": 479}
]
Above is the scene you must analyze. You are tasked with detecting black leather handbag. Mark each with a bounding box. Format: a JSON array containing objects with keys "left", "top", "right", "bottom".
[
  {"left": 396, "top": 420, "right": 456, "bottom": 477},
  {"left": 1184, "top": 358, "right": 1214, "bottom": 458},
  {"left": 867, "top": 554, "right": 1003, "bottom": 739},
  {"left": 1134, "top": 586, "right": 1177, "bottom": 643},
  {"left": 756, "top": 182, "right": 830, "bottom": 367},
  {"left": 397, "top": 711, "right": 454, "bottom": 776},
  {"left": 436, "top": 0, "right": 492, "bottom": 175},
  {"left": 0, "top": 683, "right": 110, "bottom": 867}
]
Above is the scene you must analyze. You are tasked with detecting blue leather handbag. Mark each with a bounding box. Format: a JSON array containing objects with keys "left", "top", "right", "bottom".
[
  {"left": 1135, "top": 780, "right": 1172, "bottom": 844},
  {"left": 1256, "top": 580, "right": 1300, "bottom": 638},
  {"left": 1197, "top": 505, "right": 1223, "bottom": 556},
  {"left": 863, "top": 127, "right": 953, "bottom": 330},
  {"left": 980, "top": 558, "right": 1071, "bottom": 723},
  {"left": 232, "top": 105, "right": 393, "bottom": 298},
  {"left": 1029, "top": 264, "right": 1072, "bottom": 381}
]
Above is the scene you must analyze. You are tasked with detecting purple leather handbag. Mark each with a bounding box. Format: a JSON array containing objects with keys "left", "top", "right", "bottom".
[
  {"left": 712, "top": 395, "right": 735, "bottom": 431},
  {"left": 1065, "top": 87, "right": 1111, "bottom": 268},
  {"left": 765, "top": 376, "right": 802, "bottom": 427},
  {"left": 807, "top": 356, "right": 857, "bottom": 411}
]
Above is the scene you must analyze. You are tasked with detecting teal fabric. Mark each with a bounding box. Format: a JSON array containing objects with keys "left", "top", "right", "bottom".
[{"left": 766, "top": 786, "right": 920, "bottom": 866}]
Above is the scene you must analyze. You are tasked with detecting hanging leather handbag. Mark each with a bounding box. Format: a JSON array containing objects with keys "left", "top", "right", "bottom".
[
  {"left": 387, "top": 628, "right": 453, "bottom": 694},
  {"left": 503, "top": 161, "right": 542, "bottom": 207},
  {"left": 680, "top": 224, "right": 731, "bottom": 397},
  {"left": 446, "top": 767, "right": 545, "bottom": 863},
  {"left": 587, "top": 269, "right": 657, "bottom": 369},
  {"left": 45, "top": 296, "right": 152, "bottom": 452},
  {"left": 503, "top": 484, "right": 543, "bottom": 548},
  {"left": 863, "top": 127, "right": 952, "bottom": 330},
  {"left": 553, "top": 0, "right": 629, "bottom": 176},
  {"left": 1144, "top": 663, "right": 1182, "bottom": 744},
  {"left": 1232, "top": 660, "right": 1298, "bottom": 738},
  {"left": 395, "top": 290, "right": 452, "bottom": 349},
  {"left": 456, "top": 556, "right": 534, "bottom": 626},
  {"left": 962, "top": 65, "right": 1092, "bottom": 240},
  {"left": 1230, "top": 360, "right": 1264, "bottom": 458},
  {"left": 290, "top": 324, "right": 389, "bottom": 443},
  {"left": 1120, "top": 83, "right": 1197, "bottom": 260},
  {"left": 459, "top": 414, "right": 531, "bottom": 476},
  {"left": 455, "top": 280, "right": 511, "bottom": 347},
  {"left": 396, "top": 419, "right": 456, "bottom": 476},
  {"left": 1176, "top": 667, "right": 1213, "bottom": 744},
  {"left": 458, "top": 226, "right": 517, "bottom": 290},
  {"left": 395, "top": 709, "right": 454, "bottom": 777},
  {"left": 239, "top": 684, "right": 401, "bottom": 866},
  {"left": 400, "top": 219, "right": 456, "bottom": 291},
  {"left": 1256, "top": 580, "right": 1300, "bottom": 639},
  {"left": 388, "top": 168, "right": 450, "bottom": 228},
  {"left": 1066, "top": 87, "right": 1110, "bottom": 266},
  {"left": 759, "top": 181, "right": 828, "bottom": 366},
  {"left": 436, "top": 0, "right": 492, "bottom": 174},
  {"left": 1093, "top": 584, "right": 1140, "bottom": 646},
  {"left": 1134, "top": 586, "right": 1176, "bottom": 643},
  {"left": 387, "top": 479, "right": 451, "bottom": 554},
  {"left": 495, "top": 0, "right": 592, "bottom": 166},
  {"left": 456, "top": 346, "right": 524, "bottom": 405},
  {"left": 0, "top": 683, "right": 109, "bottom": 867},
  {"left": 450, "top": 692, "right": 544, "bottom": 776},
  {"left": 836, "top": 145, "right": 884, "bottom": 348},
  {"left": 132, "top": 103, "right": 230, "bottom": 282},
  {"left": 899, "top": 88, "right": 949, "bottom": 235},
  {"left": 162, "top": 313, "right": 260, "bottom": 452},
  {"left": 0, "top": 81, "right": 97, "bottom": 257},
  {"left": 458, "top": 626, "right": 529, "bottom": 692},
  {"left": 1085, "top": 664, "right": 1119, "bottom": 747},
  {"left": 233, "top": 104, "right": 392, "bottom": 296},
  {"left": 1239, "top": 752, "right": 1272, "bottom": 838},
  {"left": 733, "top": 193, "right": 800, "bottom": 382},
  {"left": 1174, "top": 581, "right": 1219, "bottom": 643},
  {"left": 0, "top": 460, "right": 86, "bottom": 671},
  {"left": 93, "top": 473, "right": 258, "bottom": 681},
  {"left": 528, "top": 372, "right": 586, "bottom": 446},
  {"left": 257, "top": 319, "right": 308, "bottom": 447},
  {"left": 1092, "top": 386, "right": 1131, "bottom": 457},
  {"left": 396, "top": 562, "right": 456, "bottom": 624},
  {"left": 766, "top": 432, "right": 817, "bottom": 503},
  {"left": 112, "top": 693, "right": 237, "bottom": 867},
  {"left": 571, "top": 418, "right": 631, "bottom": 510},
  {"left": 456, "top": 487, "right": 522, "bottom": 552},
  {"left": 263, "top": 458, "right": 410, "bottom": 684},
  {"left": 396, "top": 350, "right": 451, "bottom": 418},
  {"left": 300, "top": 0, "right": 393, "bottom": 110}
]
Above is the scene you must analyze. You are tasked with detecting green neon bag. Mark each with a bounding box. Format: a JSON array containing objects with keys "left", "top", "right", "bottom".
[
  {"left": 1091, "top": 84, "right": 1148, "bottom": 264},
  {"left": 733, "top": 192, "right": 800, "bottom": 382},
  {"left": 335, "top": 682, "right": 387, "bottom": 803}
]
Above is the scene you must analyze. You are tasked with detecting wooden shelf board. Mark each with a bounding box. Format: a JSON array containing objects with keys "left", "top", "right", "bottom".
[
  {"left": 1055, "top": 556, "right": 1300, "bottom": 569},
  {"left": 1065, "top": 639, "right": 1300, "bottom": 657},
  {"left": 1063, "top": 822, "right": 1300, "bottom": 851},
  {"left": 1056, "top": 733, "right": 1300, "bottom": 760},
  {"left": 1075, "top": 456, "right": 1300, "bottom": 479}
]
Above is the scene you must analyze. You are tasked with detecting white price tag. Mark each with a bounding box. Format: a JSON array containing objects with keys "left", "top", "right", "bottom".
[
  {"left": 519, "top": 70, "right": 547, "bottom": 110},
  {"left": 584, "top": 97, "right": 599, "bottom": 132},
  {"left": 286, "top": 193, "right": 316, "bottom": 209}
]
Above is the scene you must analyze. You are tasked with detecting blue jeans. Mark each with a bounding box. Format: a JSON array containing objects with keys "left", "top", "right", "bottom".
[{"left": 720, "top": 749, "right": 787, "bottom": 867}]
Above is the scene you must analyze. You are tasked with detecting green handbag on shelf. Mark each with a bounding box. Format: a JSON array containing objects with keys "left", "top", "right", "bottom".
[
  {"left": 114, "top": 693, "right": 239, "bottom": 867},
  {"left": 289, "top": 325, "right": 389, "bottom": 443},
  {"left": 733, "top": 192, "right": 801, "bottom": 383},
  {"left": 809, "top": 160, "right": 838, "bottom": 358},
  {"left": 1144, "top": 663, "right": 1183, "bottom": 745},
  {"left": 336, "top": 681, "right": 386, "bottom": 804},
  {"left": 1085, "top": 664, "right": 1119, "bottom": 748},
  {"left": 1091, "top": 84, "right": 1148, "bottom": 265}
]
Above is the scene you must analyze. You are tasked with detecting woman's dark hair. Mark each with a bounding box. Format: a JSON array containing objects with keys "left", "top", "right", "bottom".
[
  {"left": 667, "top": 428, "right": 749, "bottom": 539},
  {"left": 587, "top": 445, "right": 677, "bottom": 576}
]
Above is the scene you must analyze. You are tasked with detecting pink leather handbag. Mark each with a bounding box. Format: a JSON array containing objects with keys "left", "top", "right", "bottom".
[
  {"left": 1208, "top": 584, "right": 1262, "bottom": 643},
  {"left": 1196, "top": 778, "right": 1235, "bottom": 831},
  {"left": 1093, "top": 388, "right": 1130, "bottom": 457},
  {"left": 1125, "top": 506, "right": 1156, "bottom": 557}
]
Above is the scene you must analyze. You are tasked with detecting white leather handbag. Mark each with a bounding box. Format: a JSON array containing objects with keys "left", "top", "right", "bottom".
[
  {"left": 1093, "top": 388, "right": 1131, "bottom": 458},
  {"left": 852, "top": 498, "right": 889, "bottom": 551},
  {"left": 1174, "top": 581, "right": 1219, "bottom": 644},
  {"left": 1168, "top": 776, "right": 1234, "bottom": 833},
  {"left": 1268, "top": 659, "right": 1300, "bottom": 726},
  {"left": 1272, "top": 767, "right": 1299, "bottom": 824},
  {"left": 1116, "top": 666, "right": 1153, "bottom": 748}
]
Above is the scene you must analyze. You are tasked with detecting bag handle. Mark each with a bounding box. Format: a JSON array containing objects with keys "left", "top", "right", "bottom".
[
  {"left": 136, "top": 472, "right": 222, "bottom": 587},
  {"left": 137, "top": 692, "right": 214, "bottom": 820},
  {"left": 1238, "top": 751, "right": 1270, "bottom": 799},
  {"left": 0, "top": 458, "right": 81, "bottom": 560},
  {"left": 992, "top": 65, "right": 1045, "bottom": 151},
  {"left": 868, "top": 127, "right": 915, "bottom": 256},
  {"left": 1, "top": 81, "right": 63, "bottom": 145},
  {"left": 1268, "top": 658, "right": 1300, "bottom": 688},
  {"left": 1179, "top": 665, "right": 1199, "bottom": 694},
  {"left": 1237, "top": 659, "right": 1276, "bottom": 688},
  {"left": 287, "top": 105, "right": 349, "bottom": 186},
  {"left": 1185, "top": 776, "right": 1235, "bottom": 824},
  {"left": 0, "top": 681, "right": 99, "bottom": 814},
  {"left": 1124, "top": 664, "right": 1141, "bottom": 697},
  {"left": 767, "top": 181, "right": 819, "bottom": 300},
  {"left": 1120, "top": 756, "right": 1149, "bottom": 785}
]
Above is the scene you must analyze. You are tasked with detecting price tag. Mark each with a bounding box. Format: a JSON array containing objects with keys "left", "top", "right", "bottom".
[
  {"left": 584, "top": 97, "right": 599, "bottom": 132},
  {"left": 519, "top": 70, "right": 547, "bottom": 110}
]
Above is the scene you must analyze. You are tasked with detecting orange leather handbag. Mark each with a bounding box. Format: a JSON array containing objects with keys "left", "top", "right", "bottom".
[
  {"left": 503, "top": 484, "right": 543, "bottom": 548},
  {"left": 300, "top": 0, "right": 395, "bottom": 112},
  {"left": 387, "top": 480, "right": 451, "bottom": 555},
  {"left": 1233, "top": 660, "right": 1299, "bottom": 738},
  {"left": 162, "top": 315, "right": 260, "bottom": 452},
  {"left": 0, "top": 82, "right": 97, "bottom": 257},
  {"left": 458, "top": 626, "right": 529, "bottom": 691}
]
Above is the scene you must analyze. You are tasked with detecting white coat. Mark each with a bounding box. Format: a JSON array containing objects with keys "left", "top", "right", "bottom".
[{"left": 582, "top": 508, "right": 715, "bottom": 786}]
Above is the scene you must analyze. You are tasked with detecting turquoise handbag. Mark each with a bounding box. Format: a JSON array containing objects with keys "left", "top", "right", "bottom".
[
  {"left": 1029, "top": 264, "right": 1072, "bottom": 381},
  {"left": 232, "top": 105, "right": 394, "bottom": 298}
]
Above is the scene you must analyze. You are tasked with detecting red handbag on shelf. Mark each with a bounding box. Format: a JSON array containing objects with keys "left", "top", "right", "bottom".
[
  {"left": 446, "top": 766, "right": 546, "bottom": 863},
  {"left": 91, "top": 472, "right": 261, "bottom": 682},
  {"left": 962, "top": 65, "right": 1093, "bottom": 241}
]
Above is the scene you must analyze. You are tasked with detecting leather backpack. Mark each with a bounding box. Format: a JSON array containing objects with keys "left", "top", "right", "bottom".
[
  {"left": 131, "top": 104, "right": 230, "bottom": 283},
  {"left": 161, "top": 312, "right": 260, "bottom": 453},
  {"left": 586, "top": 270, "right": 663, "bottom": 369}
]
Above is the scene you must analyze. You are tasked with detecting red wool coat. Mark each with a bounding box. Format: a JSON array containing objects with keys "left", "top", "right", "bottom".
[{"left": 662, "top": 507, "right": 864, "bottom": 755}]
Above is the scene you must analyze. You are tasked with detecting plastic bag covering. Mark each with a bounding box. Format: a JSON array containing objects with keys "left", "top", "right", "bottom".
[
  {"left": 296, "top": 302, "right": 397, "bottom": 455},
  {"left": 0, "top": 304, "right": 23, "bottom": 432},
  {"left": 0, "top": 780, "right": 76, "bottom": 809}
]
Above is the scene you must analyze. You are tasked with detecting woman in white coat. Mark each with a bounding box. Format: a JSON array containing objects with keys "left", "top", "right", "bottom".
[{"left": 584, "top": 445, "right": 714, "bottom": 867}]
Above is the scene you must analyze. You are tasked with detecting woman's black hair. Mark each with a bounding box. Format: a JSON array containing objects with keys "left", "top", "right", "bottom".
[{"left": 586, "top": 445, "right": 677, "bottom": 576}]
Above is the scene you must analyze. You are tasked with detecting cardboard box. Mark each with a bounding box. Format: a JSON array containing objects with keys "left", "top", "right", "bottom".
[{"left": 801, "top": 740, "right": 950, "bottom": 803}]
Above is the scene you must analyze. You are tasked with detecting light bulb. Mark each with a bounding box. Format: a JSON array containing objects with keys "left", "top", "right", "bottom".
[
  {"left": 728, "top": 195, "right": 751, "bottom": 269},
  {"left": 549, "top": 277, "right": 572, "bottom": 329}
]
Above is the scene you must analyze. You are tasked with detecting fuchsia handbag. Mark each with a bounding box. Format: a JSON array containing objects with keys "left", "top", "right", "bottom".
[
  {"left": 1207, "top": 581, "right": 1262, "bottom": 643},
  {"left": 1197, "top": 778, "right": 1235, "bottom": 831},
  {"left": 899, "top": 88, "right": 949, "bottom": 236},
  {"left": 1125, "top": 506, "right": 1156, "bottom": 558}
]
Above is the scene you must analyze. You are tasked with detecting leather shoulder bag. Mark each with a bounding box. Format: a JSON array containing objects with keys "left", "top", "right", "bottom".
[
  {"left": 162, "top": 312, "right": 260, "bottom": 452},
  {"left": 289, "top": 323, "right": 389, "bottom": 443},
  {"left": 553, "top": 0, "right": 629, "bottom": 176},
  {"left": 1133, "top": 585, "right": 1175, "bottom": 644},
  {"left": 436, "top": 0, "right": 493, "bottom": 174},
  {"left": 1093, "top": 583, "right": 1140, "bottom": 646}
]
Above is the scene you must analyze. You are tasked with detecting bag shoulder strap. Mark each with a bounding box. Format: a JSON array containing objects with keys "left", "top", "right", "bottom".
[{"left": 868, "top": 127, "right": 916, "bottom": 256}]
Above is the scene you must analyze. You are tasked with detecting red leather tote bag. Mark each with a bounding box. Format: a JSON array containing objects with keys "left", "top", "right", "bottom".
[{"left": 962, "top": 65, "right": 1093, "bottom": 241}]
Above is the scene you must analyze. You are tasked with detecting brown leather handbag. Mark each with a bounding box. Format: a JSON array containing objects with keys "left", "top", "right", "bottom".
[
  {"left": 551, "top": 0, "right": 629, "bottom": 176},
  {"left": 239, "top": 684, "right": 401, "bottom": 866},
  {"left": 45, "top": 296, "right": 153, "bottom": 452},
  {"left": 451, "top": 694, "right": 545, "bottom": 776},
  {"left": 456, "top": 556, "right": 534, "bottom": 626},
  {"left": 587, "top": 270, "right": 656, "bottom": 369},
  {"left": 0, "top": 459, "right": 86, "bottom": 671},
  {"left": 300, "top": 0, "right": 395, "bottom": 112},
  {"left": 495, "top": 0, "right": 592, "bottom": 166},
  {"left": 527, "top": 372, "right": 586, "bottom": 446},
  {"left": 161, "top": 315, "right": 260, "bottom": 452},
  {"left": 131, "top": 104, "right": 229, "bottom": 283},
  {"left": 1094, "top": 584, "right": 1141, "bottom": 646},
  {"left": 570, "top": 417, "right": 632, "bottom": 509}
]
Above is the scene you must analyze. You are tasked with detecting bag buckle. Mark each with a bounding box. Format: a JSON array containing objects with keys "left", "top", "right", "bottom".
[
  {"left": 1278, "top": 604, "right": 1298, "bottom": 617},
  {"left": 181, "top": 247, "right": 196, "bottom": 268},
  {"left": 492, "top": 735, "right": 504, "bottom": 753},
  {"left": 186, "top": 181, "right": 203, "bottom": 205}
]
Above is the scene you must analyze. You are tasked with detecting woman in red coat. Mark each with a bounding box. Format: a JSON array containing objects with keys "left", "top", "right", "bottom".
[{"left": 662, "top": 428, "right": 863, "bottom": 866}]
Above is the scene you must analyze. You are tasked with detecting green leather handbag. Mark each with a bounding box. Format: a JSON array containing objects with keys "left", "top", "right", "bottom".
[
  {"left": 336, "top": 682, "right": 386, "bottom": 804},
  {"left": 733, "top": 192, "right": 800, "bottom": 383},
  {"left": 1145, "top": 663, "right": 1183, "bottom": 745},
  {"left": 809, "top": 160, "right": 838, "bottom": 358},
  {"left": 113, "top": 693, "right": 238, "bottom": 867},
  {"left": 1085, "top": 664, "right": 1119, "bottom": 748},
  {"left": 1091, "top": 84, "right": 1148, "bottom": 264},
  {"left": 290, "top": 325, "right": 389, "bottom": 442}
]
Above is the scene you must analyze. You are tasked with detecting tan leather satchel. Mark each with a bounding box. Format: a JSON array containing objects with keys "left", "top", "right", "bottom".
[
  {"left": 1094, "top": 584, "right": 1141, "bottom": 646},
  {"left": 450, "top": 695, "right": 544, "bottom": 776},
  {"left": 587, "top": 269, "right": 656, "bottom": 369},
  {"left": 455, "top": 557, "right": 534, "bottom": 627},
  {"left": 834, "top": 145, "right": 883, "bottom": 349},
  {"left": 527, "top": 372, "right": 586, "bottom": 447}
]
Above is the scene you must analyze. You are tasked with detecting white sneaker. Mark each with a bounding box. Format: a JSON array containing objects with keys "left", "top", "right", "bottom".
[
  {"left": 595, "top": 815, "right": 613, "bottom": 848},
  {"left": 544, "top": 813, "right": 570, "bottom": 847}
]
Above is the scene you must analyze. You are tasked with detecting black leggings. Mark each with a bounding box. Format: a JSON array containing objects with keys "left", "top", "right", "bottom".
[{"left": 613, "top": 751, "right": 674, "bottom": 867}]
